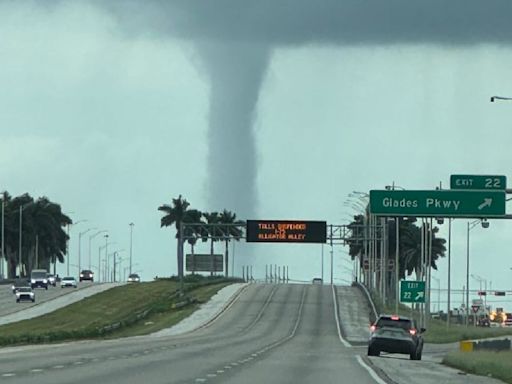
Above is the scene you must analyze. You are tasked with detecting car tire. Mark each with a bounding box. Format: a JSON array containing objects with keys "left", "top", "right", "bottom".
[
  {"left": 16, "top": 299, "right": 19, "bottom": 303},
  {"left": 368, "top": 347, "right": 379, "bottom": 357},
  {"left": 32, "top": 299, "right": 35, "bottom": 303}
]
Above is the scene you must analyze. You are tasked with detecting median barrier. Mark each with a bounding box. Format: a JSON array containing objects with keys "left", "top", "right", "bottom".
[{"left": 460, "top": 338, "right": 511, "bottom": 352}]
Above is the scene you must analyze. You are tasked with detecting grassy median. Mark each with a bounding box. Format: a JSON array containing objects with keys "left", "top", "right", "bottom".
[{"left": 0, "top": 276, "right": 240, "bottom": 346}]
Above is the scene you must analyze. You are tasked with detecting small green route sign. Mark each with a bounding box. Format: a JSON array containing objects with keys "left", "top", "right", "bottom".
[
  {"left": 450, "top": 175, "right": 507, "bottom": 190},
  {"left": 400, "top": 280, "right": 426, "bottom": 303},
  {"left": 369, "top": 189, "right": 505, "bottom": 218}
]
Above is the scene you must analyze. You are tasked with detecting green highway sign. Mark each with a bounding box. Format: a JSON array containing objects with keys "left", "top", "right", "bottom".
[
  {"left": 400, "top": 281, "right": 425, "bottom": 303},
  {"left": 450, "top": 174, "right": 507, "bottom": 190},
  {"left": 369, "top": 189, "right": 505, "bottom": 218}
]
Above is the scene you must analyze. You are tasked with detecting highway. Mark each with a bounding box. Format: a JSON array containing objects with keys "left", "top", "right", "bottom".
[
  {"left": 0, "top": 284, "right": 381, "bottom": 384},
  {"left": 0, "top": 282, "right": 121, "bottom": 324},
  {"left": 0, "top": 283, "right": 507, "bottom": 384}
]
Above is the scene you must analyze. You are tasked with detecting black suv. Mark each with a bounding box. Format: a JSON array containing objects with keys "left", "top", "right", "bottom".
[
  {"left": 368, "top": 314, "right": 425, "bottom": 360},
  {"left": 79, "top": 270, "right": 94, "bottom": 282}
]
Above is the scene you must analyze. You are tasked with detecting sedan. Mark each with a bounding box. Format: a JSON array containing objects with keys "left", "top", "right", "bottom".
[
  {"left": 127, "top": 273, "right": 140, "bottom": 283},
  {"left": 61, "top": 276, "right": 78, "bottom": 288}
]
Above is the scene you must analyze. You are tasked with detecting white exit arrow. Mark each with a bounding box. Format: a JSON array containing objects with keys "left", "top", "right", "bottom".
[
  {"left": 415, "top": 292, "right": 424, "bottom": 301},
  {"left": 478, "top": 198, "right": 492, "bottom": 210}
]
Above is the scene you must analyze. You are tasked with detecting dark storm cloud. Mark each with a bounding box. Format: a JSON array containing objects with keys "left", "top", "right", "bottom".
[{"left": 103, "top": 0, "right": 512, "bottom": 46}]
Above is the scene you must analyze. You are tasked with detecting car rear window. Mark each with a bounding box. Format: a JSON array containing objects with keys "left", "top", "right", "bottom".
[{"left": 376, "top": 318, "right": 412, "bottom": 330}]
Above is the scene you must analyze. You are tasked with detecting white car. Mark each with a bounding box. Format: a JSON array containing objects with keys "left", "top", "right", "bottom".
[
  {"left": 47, "top": 274, "right": 57, "bottom": 287},
  {"left": 15, "top": 287, "right": 35, "bottom": 303},
  {"left": 127, "top": 273, "right": 141, "bottom": 283},
  {"left": 61, "top": 276, "right": 78, "bottom": 288}
]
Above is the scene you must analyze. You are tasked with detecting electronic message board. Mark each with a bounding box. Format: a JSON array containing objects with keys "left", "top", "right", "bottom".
[{"left": 246, "top": 220, "right": 327, "bottom": 243}]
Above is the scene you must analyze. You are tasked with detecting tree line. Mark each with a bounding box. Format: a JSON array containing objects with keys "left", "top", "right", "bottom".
[
  {"left": 346, "top": 213, "right": 446, "bottom": 288},
  {"left": 0, "top": 192, "right": 71, "bottom": 278}
]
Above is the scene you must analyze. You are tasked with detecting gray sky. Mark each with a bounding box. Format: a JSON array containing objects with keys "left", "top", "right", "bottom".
[{"left": 2, "top": 1, "right": 512, "bottom": 310}]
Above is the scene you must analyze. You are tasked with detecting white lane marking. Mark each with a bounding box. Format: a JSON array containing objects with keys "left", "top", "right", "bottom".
[
  {"left": 355, "top": 356, "right": 388, "bottom": 384},
  {"left": 217, "top": 370, "right": 224, "bottom": 373},
  {"left": 195, "top": 379, "right": 206, "bottom": 382},
  {"left": 331, "top": 284, "right": 352, "bottom": 348},
  {"left": 74, "top": 361, "right": 84, "bottom": 365},
  {"left": 206, "top": 373, "right": 217, "bottom": 378},
  {"left": 231, "top": 362, "right": 238, "bottom": 366},
  {"left": 2, "top": 373, "right": 16, "bottom": 377},
  {"left": 52, "top": 365, "right": 65, "bottom": 369},
  {"left": 30, "top": 369, "right": 44, "bottom": 372}
]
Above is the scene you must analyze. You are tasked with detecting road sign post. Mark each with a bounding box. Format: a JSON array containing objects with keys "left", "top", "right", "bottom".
[
  {"left": 400, "top": 280, "right": 426, "bottom": 303},
  {"left": 370, "top": 190, "right": 505, "bottom": 217}
]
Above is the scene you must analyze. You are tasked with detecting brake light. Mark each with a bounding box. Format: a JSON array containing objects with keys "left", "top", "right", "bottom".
[
  {"left": 370, "top": 325, "right": 376, "bottom": 332},
  {"left": 391, "top": 315, "right": 400, "bottom": 320},
  {"left": 409, "top": 329, "right": 417, "bottom": 336}
]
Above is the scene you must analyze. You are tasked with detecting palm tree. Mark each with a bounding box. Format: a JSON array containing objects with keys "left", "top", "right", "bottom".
[
  {"left": 184, "top": 209, "right": 203, "bottom": 275},
  {"left": 158, "top": 195, "right": 193, "bottom": 278},
  {"left": 219, "top": 209, "right": 244, "bottom": 277},
  {"left": 202, "top": 212, "right": 221, "bottom": 276}
]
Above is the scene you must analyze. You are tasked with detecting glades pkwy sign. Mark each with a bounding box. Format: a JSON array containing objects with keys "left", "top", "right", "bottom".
[
  {"left": 369, "top": 190, "right": 505, "bottom": 218},
  {"left": 246, "top": 220, "right": 327, "bottom": 243}
]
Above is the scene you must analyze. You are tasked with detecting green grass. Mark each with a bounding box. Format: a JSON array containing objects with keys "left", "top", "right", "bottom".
[
  {"left": 424, "top": 319, "right": 512, "bottom": 343},
  {"left": 0, "top": 276, "right": 240, "bottom": 346},
  {"left": 443, "top": 351, "right": 512, "bottom": 384}
]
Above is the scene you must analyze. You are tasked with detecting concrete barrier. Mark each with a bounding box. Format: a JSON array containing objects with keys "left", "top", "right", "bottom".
[{"left": 460, "top": 338, "right": 510, "bottom": 352}]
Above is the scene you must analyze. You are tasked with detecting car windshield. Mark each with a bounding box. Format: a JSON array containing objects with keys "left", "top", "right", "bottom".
[
  {"left": 63, "top": 277, "right": 75, "bottom": 281},
  {"left": 31, "top": 272, "right": 47, "bottom": 279},
  {"left": 17, "top": 287, "right": 32, "bottom": 292}
]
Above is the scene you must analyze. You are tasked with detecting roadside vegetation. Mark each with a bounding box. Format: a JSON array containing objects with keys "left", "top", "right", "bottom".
[
  {"left": 0, "top": 276, "right": 241, "bottom": 346},
  {"left": 443, "top": 350, "right": 512, "bottom": 384}
]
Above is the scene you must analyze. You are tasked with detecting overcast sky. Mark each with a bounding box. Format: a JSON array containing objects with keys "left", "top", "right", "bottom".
[{"left": 2, "top": 1, "right": 512, "bottom": 310}]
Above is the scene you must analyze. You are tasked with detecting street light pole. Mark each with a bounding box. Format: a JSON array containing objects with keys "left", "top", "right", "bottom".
[
  {"left": 466, "top": 219, "right": 488, "bottom": 326},
  {"left": 78, "top": 228, "right": 95, "bottom": 276},
  {"left": 18, "top": 205, "right": 22, "bottom": 277},
  {"left": 431, "top": 276, "right": 441, "bottom": 313},
  {"left": 104, "top": 234, "right": 109, "bottom": 281},
  {"left": 1, "top": 195, "right": 4, "bottom": 278},
  {"left": 129, "top": 222, "right": 134, "bottom": 275},
  {"left": 89, "top": 230, "right": 107, "bottom": 270},
  {"left": 18, "top": 202, "right": 34, "bottom": 277}
]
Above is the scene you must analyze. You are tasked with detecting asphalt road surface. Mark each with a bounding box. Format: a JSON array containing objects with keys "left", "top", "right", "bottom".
[
  {"left": 0, "top": 284, "right": 382, "bottom": 384},
  {"left": 0, "top": 283, "right": 506, "bottom": 384}
]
